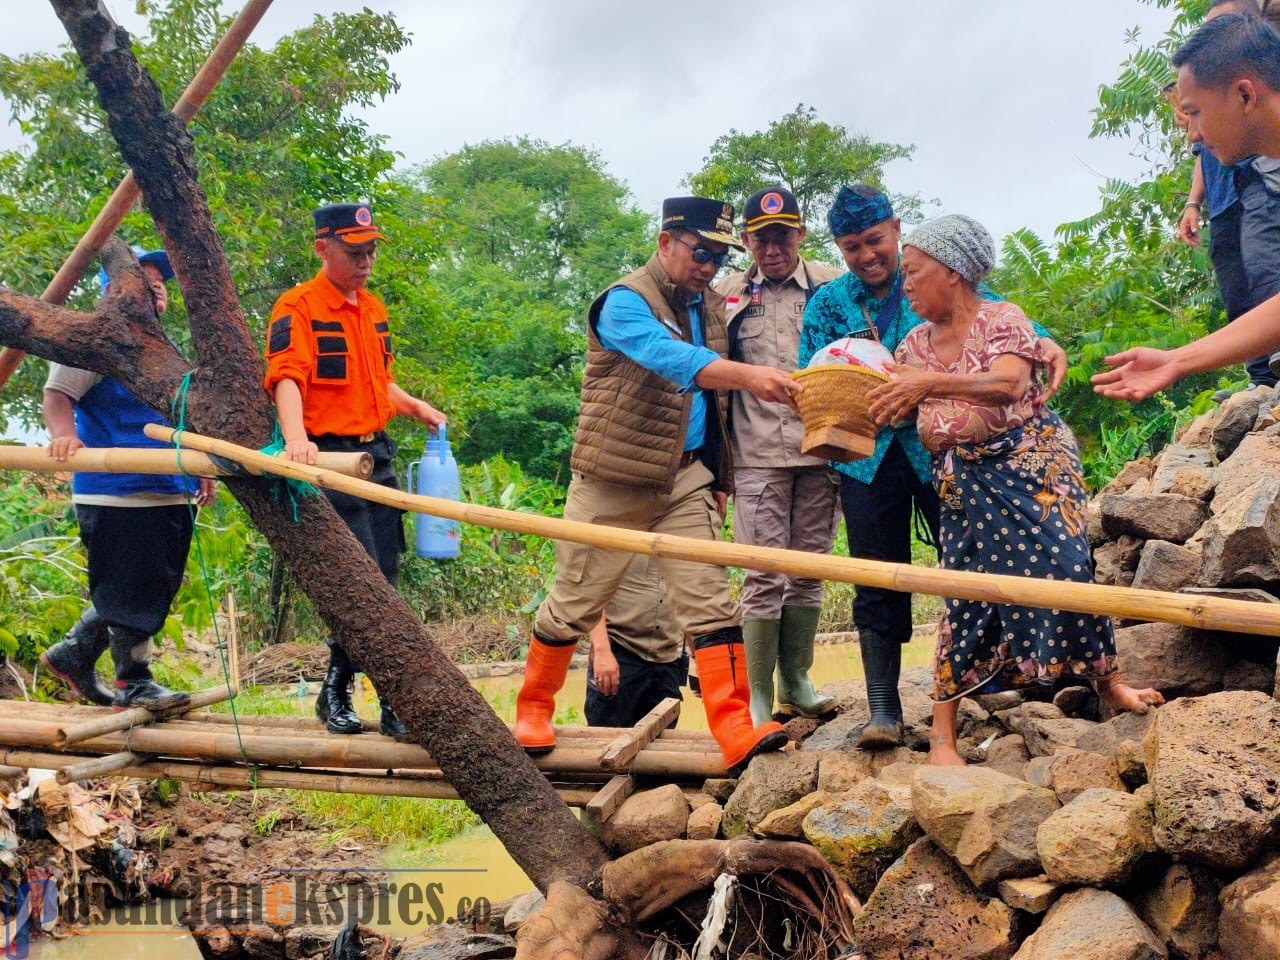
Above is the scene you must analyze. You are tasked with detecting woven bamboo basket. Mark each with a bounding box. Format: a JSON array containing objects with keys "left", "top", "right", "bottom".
[{"left": 791, "top": 364, "right": 890, "bottom": 462}]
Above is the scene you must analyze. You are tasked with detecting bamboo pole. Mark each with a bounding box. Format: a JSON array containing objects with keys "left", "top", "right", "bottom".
[
  {"left": 0, "top": 765, "right": 22, "bottom": 779},
  {"left": 0, "top": 717, "right": 729, "bottom": 780},
  {"left": 56, "top": 751, "right": 146, "bottom": 784},
  {"left": 0, "top": 0, "right": 277, "bottom": 388},
  {"left": 0, "top": 446, "right": 371, "bottom": 479},
  {"left": 145, "top": 424, "right": 1280, "bottom": 637},
  {"left": 0, "top": 749, "right": 598, "bottom": 806},
  {"left": 54, "top": 683, "right": 236, "bottom": 748}
]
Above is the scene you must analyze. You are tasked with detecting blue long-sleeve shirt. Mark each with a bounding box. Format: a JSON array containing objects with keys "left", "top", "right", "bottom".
[
  {"left": 596, "top": 287, "right": 720, "bottom": 451},
  {"left": 799, "top": 269, "right": 1048, "bottom": 485}
]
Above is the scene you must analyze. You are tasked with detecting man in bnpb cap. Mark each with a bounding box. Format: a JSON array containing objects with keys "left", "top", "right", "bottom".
[
  {"left": 41, "top": 244, "right": 216, "bottom": 711},
  {"left": 716, "top": 187, "right": 842, "bottom": 726},
  {"left": 799, "top": 185, "right": 1066, "bottom": 751},
  {"left": 517, "top": 195, "right": 802, "bottom": 775},
  {"left": 265, "top": 202, "right": 446, "bottom": 740}
]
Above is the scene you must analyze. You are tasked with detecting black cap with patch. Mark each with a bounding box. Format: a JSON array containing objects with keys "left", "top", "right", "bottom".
[
  {"left": 660, "top": 196, "right": 745, "bottom": 250},
  {"left": 743, "top": 187, "right": 802, "bottom": 232}
]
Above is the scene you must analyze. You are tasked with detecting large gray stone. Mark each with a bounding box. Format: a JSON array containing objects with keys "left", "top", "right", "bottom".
[
  {"left": 1213, "top": 433, "right": 1280, "bottom": 505},
  {"left": 597, "top": 784, "right": 688, "bottom": 854},
  {"left": 853, "top": 838, "right": 1021, "bottom": 960},
  {"left": 1211, "top": 386, "right": 1274, "bottom": 461},
  {"left": 1100, "top": 457, "right": 1155, "bottom": 496},
  {"left": 1218, "top": 852, "right": 1280, "bottom": 960},
  {"left": 1011, "top": 888, "right": 1166, "bottom": 960},
  {"left": 1036, "top": 787, "right": 1158, "bottom": 887},
  {"left": 912, "top": 766, "right": 1059, "bottom": 889},
  {"left": 1131, "top": 541, "right": 1202, "bottom": 593},
  {"left": 1197, "top": 476, "right": 1280, "bottom": 586},
  {"left": 1041, "top": 747, "right": 1126, "bottom": 803},
  {"left": 721, "top": 750, "right": 818, "bottom": 838},
  {"left": 1131, "top": 863, "right": 1223, "bottom": 960},
  {"left": 1149, "top": 445, "right": 1214, "bottom": 495},
  {"left": 1099, "top": 493, "right": 1208, "bottom": 544},
  {"left": 802, "top": 778, "right": 919, "bottom": 900},
  {"left": 1142, "top": 691, "right": 1280, "bottom": 870},
  {"left": 1112, "top": 622, "right": 1230, "bottom": 698}
]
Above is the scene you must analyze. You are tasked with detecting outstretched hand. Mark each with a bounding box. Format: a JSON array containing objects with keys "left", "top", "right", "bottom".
[
  {"left": 866, "top": 363, "right": 933, "bottom": 426},
  {"left": 1091, "top": 347, "right": 1180, "bottom": 402}
]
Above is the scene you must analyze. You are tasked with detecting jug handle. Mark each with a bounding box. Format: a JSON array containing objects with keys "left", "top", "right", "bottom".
[
  {"left": 437, "top": 424, "right": 448, "bottom": 464},
  {"left": 406, "top": 460, "right": 417, "bottom": 490}
]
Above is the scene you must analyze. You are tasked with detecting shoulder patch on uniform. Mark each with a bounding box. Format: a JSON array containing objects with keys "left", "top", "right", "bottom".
[{"left": 268, "top": 315, "right": 292, "bottom": 355}]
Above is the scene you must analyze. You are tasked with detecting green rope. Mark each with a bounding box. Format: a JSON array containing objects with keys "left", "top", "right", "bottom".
[
  {"left": 168, "top": 372, "right": 254, "bottom": 783},
  {"left": 258, "top": 422, "right": 321, "bottom": 522}
]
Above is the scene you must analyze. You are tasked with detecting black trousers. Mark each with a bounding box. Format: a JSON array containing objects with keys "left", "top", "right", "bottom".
[
  {"left": 78, "top": 503, "right": 194, "bottom": 637},
  {"left": 1209, "top": 201, "right": 1276, "bottom": 386},
  {"left": 585, "top": 643, "right": 688, "bottom": 728},
  {"left": 839, "top": 438, "right": 940, "bottom": 645},
  {"left": 313, "top": 433, "right": 406, "bottom": 585}
]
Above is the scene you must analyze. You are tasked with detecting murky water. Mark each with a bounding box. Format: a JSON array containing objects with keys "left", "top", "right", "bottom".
[{"left": 26, "top": 636, "right": 937, "bottom": 955}]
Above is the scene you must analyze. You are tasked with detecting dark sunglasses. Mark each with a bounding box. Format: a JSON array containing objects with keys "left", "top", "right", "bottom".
[{"left": 673, "top": 234, "right": 729, "bottom": 268}]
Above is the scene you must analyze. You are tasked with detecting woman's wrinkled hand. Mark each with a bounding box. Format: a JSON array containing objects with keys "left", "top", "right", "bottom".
[{"left": 866, "top": 363, "right": 933, "bottom": 427}]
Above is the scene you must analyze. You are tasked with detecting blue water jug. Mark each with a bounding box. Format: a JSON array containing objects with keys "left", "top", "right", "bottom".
[{"left": 407, "top": 426, "right": 461, "bottom": 559}]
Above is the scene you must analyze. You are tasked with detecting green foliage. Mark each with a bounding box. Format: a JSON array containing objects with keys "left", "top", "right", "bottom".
[
  {"left": 399, "top": 456, "right": 562, "bottom": 627},
  {"left": 992, "top": 0, "right": 1237, "bottom": 488},
  {"left": 687, "top": 104, "right": 919, "bottom": 259}
]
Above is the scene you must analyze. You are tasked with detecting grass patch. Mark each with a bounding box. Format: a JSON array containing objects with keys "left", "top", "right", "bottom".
[{"left": 292, "top": 793, "right": 481, "bottom": 851}]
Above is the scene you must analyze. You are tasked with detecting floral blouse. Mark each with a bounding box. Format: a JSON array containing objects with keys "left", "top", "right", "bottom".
[{"left": 894, "top": 301, "right": 1044, "bottom": 453}]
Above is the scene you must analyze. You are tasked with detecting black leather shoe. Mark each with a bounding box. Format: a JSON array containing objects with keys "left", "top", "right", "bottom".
[
  {"left": 379, "top": 704, "right": 412, "bottom": 741},
  {"left": 315, "top": 665, "right": 363, "bottom": 735},
  {"left": 113, "top": 679, "right": 190, "bottom": 712}
]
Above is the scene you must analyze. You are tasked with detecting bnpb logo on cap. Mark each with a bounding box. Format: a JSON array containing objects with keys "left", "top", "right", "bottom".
[
  {"left": 355, "top": 207, "right": 373, "bottom": 227},
  {"left": 760, "top": 192, "right": 785, "bottom": 214}
]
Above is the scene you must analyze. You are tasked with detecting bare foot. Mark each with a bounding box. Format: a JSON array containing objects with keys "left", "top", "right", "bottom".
[
  {"left": 1097, "top": 678, "right": 1165, "bottom": 714},
  {"left": 928, "top": 742, "right": 968, "bottom": 766}
]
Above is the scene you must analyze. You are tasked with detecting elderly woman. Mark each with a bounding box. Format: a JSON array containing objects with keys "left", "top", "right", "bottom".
[{"left": 867, "top": 214, "right": 1163, "bottom": 766}]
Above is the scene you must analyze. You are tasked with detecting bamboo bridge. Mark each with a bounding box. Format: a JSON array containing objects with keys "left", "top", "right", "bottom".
[{"left": 0, "top": 692, "right": 710, "bottom": 823}]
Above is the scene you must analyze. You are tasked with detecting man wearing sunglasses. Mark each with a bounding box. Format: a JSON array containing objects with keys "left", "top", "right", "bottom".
[
  {"left": 517, "top": 195, "right": 802, "bottom": 776},
  {"left": 716, "top": 187, "right": 844, "bottom": 728}
]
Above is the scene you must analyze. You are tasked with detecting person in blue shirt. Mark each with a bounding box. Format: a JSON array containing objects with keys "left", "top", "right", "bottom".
[
  {"left": 39, "top": 247, "right": 215, "bottom": 711},
  {"left": 799, "top": 186, "right": 1067, "bottom": 750},
  {"left": 1174, "top": 0, "right": 1280, "bottom": 393},
  {"left": 516, "top": 196, "right": 801, "bottom": 776}
]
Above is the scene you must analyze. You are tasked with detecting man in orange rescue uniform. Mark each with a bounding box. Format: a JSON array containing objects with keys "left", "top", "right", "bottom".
[{"left": 265, "top": 202, "right": 446, "bottom": 740}]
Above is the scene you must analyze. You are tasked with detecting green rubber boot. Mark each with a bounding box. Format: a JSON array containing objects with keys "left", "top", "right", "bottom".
[
  {"left": 777, "top": 604, "right": 836, "bottom": 717},
  {"left": 742, "top": 618, "right": 780, "bottom": 726}
]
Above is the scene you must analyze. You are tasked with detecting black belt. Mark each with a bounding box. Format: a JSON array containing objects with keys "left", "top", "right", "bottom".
[
  {"left": 312, "top": 431, "right": 386, "bottom": 450},
  {"left": 679, "top": 448, "right": 703, "bottom": 468}
]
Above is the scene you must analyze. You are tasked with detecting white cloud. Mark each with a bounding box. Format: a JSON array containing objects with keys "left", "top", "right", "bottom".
[{"left": 1, "top": 0, "right": 1177, "bottom": 243}]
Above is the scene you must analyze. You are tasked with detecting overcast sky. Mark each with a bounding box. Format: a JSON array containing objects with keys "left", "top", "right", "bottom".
[{"left": 1, "top": 0, "right": 1178, "bottom": 245}]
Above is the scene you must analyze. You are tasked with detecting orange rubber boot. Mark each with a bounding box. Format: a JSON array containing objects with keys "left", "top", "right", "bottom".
[
  {"left": 514, "top": 634, "right": 576, "bottom": 754},
  {"left": 694, "top": 640, "right": 788, "bottom": 776}
]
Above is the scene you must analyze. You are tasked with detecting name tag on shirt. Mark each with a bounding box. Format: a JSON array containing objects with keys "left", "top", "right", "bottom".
[{"left": 742, "top": 306, "right": 766, "bottom": 319}]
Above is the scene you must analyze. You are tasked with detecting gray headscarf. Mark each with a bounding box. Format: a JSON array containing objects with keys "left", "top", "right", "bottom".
[{"left": 902, "top": 214, "right": 995, "bottom": 283}]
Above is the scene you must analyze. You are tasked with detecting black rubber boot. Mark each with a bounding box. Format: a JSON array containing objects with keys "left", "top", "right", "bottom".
[
  {"left": 315, "top": 643, "right": 363, "bottom": 735},
  {"left": 40, "top": 607, "right": 114, "bottom": 706},
  {"left": 379, "top": 703, "right": 411, "bottom": 741},
  {"left": 109, "top": 626, "right": 190, "bottom": 712},
  {"left": 855, "top": 632, "right": 903, "bottom": 750}
]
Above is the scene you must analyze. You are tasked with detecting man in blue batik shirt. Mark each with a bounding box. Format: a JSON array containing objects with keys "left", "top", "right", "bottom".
[{"left": 799, "top": 185, "right": 1067, "bottom": 750}]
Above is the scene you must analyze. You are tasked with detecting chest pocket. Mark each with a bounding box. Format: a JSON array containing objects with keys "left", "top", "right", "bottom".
[
  {"left": 736, "top": 306, "right": 768, "bottom": 341},
  {"left": 312, "top": 319, "right": 349, "bottom": 382},
  {"left": 375, "top": 320, "right": 393, "bottom": 370}
]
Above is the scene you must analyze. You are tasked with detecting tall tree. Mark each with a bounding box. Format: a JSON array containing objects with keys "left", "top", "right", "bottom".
[
  {"left": 0, "top": 0, "right": 410, "bottom": 423},
  {"left": 687, "top": 103, "right": 917, "bottom": 256},
  {"left": 395, "top": 140, "right": 652, "bottom": 480},
  {"left": 990, "top": 0, "right": 1222, "bottom": 487}
]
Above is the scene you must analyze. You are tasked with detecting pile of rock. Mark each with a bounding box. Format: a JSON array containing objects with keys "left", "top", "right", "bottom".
[
  {"left": 1090, "top": 386, "right": 1280, "bottom": 699},
  {"left": 569, "top": 683, "right": 1280, "bottom": 959}
]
